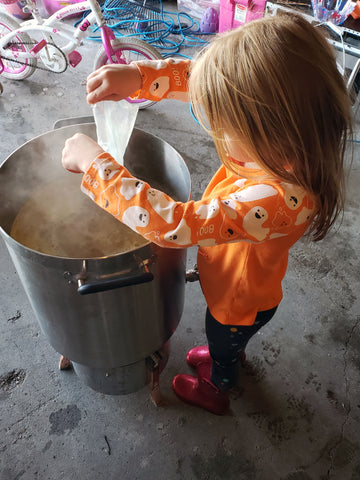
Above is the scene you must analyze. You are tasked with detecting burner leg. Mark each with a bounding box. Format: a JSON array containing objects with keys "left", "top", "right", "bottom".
[{"left": 59, "top": 355, "right": 72, "bottom": 370}]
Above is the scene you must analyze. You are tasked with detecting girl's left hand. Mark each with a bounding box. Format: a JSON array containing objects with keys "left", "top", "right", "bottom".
[{"left": 62, "top": 133, "right": 104, "bottom": 173}]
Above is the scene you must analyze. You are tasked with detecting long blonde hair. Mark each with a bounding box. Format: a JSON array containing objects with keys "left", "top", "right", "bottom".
[{"left": 189, "top": 13, "right": 352, "bottom": 241}]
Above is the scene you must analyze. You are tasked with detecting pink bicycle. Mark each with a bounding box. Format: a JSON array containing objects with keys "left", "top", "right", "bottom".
[{"left": 0, "top": 0, "right": 162, "bottom": 106}]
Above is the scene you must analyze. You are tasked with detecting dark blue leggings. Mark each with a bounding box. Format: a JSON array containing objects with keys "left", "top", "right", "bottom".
[{"left": 206, "top": 306, "right": 278, "bottom": 391}]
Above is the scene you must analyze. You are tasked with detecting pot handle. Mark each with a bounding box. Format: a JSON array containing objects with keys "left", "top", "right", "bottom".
[{"left": 77, "top": 266, "right": 154, "bottom": 295}]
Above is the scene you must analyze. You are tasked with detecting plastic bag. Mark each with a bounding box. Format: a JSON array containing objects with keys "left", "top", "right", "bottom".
[{"left": 93, "top": 100, "right": 139, "bottom": 166}]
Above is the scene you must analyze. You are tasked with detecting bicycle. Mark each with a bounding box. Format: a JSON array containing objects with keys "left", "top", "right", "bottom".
[{"left": 0, "top": 0, "right": 162, "bottom": 106}]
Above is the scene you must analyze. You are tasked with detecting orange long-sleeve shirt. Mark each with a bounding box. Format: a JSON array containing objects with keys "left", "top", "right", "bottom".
[{"left": 81, "top": 59, "right": 315, "bottom": 325}]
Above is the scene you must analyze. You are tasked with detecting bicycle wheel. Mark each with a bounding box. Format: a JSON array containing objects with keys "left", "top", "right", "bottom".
[
  {"left": 0, "top": 12, "right": 37, "bottom": 80},
  {"left": 94, "top": 37, "right": 162, "bottom": 109}
]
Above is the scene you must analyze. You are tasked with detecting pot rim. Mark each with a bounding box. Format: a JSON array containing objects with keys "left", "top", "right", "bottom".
[{"left": 0, "top": 124, "right": 191, "bottom": 262}]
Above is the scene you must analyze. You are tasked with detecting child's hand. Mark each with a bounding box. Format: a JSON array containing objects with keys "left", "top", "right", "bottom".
[
  {"left": 86, "top": 63, "right": 142, "bottom": 104},
  {"left": 62, "top": 133, "right": 104, "bottom": 173}
]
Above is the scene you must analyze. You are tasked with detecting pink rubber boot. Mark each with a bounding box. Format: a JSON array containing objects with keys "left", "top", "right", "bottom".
[
  {"left": 186, "top": 345, "right": 211, "bottom": 368},
  {"left": 186, "top": 345, "right": 246, "bottom": 369},
  {"left": 186, "top": 346, "right": 211, "bottom": 380},
  {"left": 172, "top": 374, "right": 230, "bottom": 415}
]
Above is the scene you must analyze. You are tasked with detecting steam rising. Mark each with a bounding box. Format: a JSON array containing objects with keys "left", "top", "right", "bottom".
[{"left": 11, "top": 177, "right": 147, "bottom": 258}]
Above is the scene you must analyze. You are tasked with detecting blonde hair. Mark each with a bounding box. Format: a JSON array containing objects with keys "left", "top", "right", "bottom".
[{"left": 189, "top": 13, "right": 352, "bottom": 241}]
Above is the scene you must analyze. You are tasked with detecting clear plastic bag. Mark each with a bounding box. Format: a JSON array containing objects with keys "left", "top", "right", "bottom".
[{"left": 93, "top": 100, "right": 139, "bottom": 166}]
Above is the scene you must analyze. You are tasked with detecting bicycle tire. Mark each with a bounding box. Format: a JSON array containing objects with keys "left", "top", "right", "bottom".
[
  {"left": 0, "top": 12, "right": 37, "bottom": 80},
  {"left": 94, "top": 37, "right": 162, "bottom": 109}
]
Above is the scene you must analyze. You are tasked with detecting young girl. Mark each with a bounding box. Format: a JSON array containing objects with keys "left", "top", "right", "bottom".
[{"left": 62, "top": 13, "right": 352, "bottom": 415}]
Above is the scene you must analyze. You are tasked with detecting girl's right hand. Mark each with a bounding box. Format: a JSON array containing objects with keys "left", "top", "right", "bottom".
[
  {"left": 62, "top": 133, "right": 104, "bottom": 173},
  {"left": 86, "top": 63, "right": 142, "bottom": 104}
]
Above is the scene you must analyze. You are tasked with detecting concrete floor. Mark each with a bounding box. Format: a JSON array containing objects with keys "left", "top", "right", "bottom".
[{"left": 0, "top": 7, "right": 360, "bottom": 480}]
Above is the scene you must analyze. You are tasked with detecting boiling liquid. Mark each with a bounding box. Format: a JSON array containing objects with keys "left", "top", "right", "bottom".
[{"left": 11, "top": 177, "right": 147, "bottom": 258}]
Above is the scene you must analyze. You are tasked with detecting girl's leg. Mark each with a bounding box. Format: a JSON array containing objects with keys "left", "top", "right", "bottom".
[
  {"left": 172, "top": 306, "right": 277, "bottom": 414},
  {"left": 206, "top": 306, "right": 277, "bottom": 391}
]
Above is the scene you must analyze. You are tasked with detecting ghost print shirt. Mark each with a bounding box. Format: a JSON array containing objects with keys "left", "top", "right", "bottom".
[{"left": 81, "top": 59, "right": 315, "bottom": 326}]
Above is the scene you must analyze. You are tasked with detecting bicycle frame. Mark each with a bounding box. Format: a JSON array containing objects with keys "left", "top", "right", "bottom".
[{"left": 0, "top": 0, "right": 122, "bottom": 69}]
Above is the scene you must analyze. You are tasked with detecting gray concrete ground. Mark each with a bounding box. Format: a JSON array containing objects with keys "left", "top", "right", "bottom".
[{"left": 0, "top": 6, "right": 360, "bottom": 480}]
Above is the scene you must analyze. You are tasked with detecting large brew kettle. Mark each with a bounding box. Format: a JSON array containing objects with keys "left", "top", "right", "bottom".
[{"left": 0, "top": 123, "right": 191, "bottom": 395}]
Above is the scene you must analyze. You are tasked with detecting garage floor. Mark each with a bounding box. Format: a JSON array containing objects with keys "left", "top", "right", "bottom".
[{"left": 0, "top": 6, "right": 359, "bottom": 480}]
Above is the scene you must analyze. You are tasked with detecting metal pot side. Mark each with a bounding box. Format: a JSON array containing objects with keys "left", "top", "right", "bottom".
[{"left": 0, "top": 124, "right": 191, "bottom": 394}]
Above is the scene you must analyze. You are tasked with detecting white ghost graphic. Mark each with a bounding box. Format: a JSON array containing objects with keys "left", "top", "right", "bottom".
[
  {"left": 149, "top": 76, "right": 170, "bottom": 99},
  {"left": 122, "top": 206, "right": 150, "bottom": 231},
  {"left": 234, "top": 179, "right": 247, "bottom": 189},
  {"left": 295, "top": 206, "right": 314, "bottom": 225},
  {"left": 269, "top": 232, "right": 287, "bottom": 239},
  {"left": 164, "top": 219, "right": 192, "bottom": 246},
  {"left": 138, "top": 60, "right": 168, "bottom": 71},
  {"left": 120, "top": 178, "right": 145, "bottom": 201},
  {"left": 243, "top": 206, "right": 269, "bottom": 241},
  {"left": 93, "top": 158, "right": 120, "bottom": 181},
  {"left": 196, "top": 199, "right": 220, "bottom": 219},
  {"left": 282, "top": 184, "right": 307, "bottom": 210},
  {"left": 146, "top": 189, "right": 176, "bottom": 224},
  {"left": 198, "top": 238, "right": 217, "bottom": 247},
  {"left": 231, "top": 184, "right": 278, "bottom": 203},
  {"left": 221, "top": 199, "right": 237, "bottom": 220}
]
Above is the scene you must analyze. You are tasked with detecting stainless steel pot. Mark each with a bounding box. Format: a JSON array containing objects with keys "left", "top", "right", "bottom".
[{"left": 0, "top": 123, "right": 191, "bottom": 395}]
